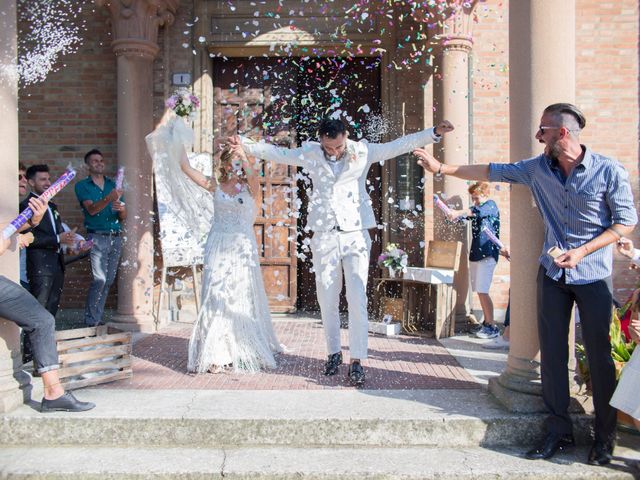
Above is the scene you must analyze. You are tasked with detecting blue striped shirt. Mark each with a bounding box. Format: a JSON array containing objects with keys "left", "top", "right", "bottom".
[{"left": 488, "top": 146, "right": 637, "bottom": 284}]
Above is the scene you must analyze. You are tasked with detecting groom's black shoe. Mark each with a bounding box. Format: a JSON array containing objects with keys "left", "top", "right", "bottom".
[
  {"left": 348, "top": 361, "right": 365, "bottom": 387},
  {"left": 324, "top": 352, "right": 343, "bottom": 376},
  {"left": 525, "top": 432, "right": 575, "bottom": 460}
]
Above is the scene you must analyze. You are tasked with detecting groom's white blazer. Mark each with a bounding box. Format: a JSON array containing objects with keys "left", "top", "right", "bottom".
[{"left": 241, "top": 128, "right": 440, "bottom": 232}]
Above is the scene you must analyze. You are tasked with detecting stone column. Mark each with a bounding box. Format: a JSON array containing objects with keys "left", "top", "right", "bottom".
[
  {"left": 488, "top": 0, "right": 577, "bottom": 411},
  {"left": 0, "top": 0, "right": 29, "bottom": 412},
  {"left": 430, "top": 2, "right": 480, "bottom": 324},
  {"left": 95, "top": 0, "right": 177, "bottom": 332}
]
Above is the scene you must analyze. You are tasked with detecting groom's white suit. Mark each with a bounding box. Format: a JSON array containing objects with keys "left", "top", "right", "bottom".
[{"left": 240, "top": 128, "right": 440, "bottom": 362}]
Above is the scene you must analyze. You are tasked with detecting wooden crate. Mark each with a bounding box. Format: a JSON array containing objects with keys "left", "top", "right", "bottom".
[
  {"left": 401, "top": 282, "right": 457, "bottom": 339},
  {"left": 55, "top": 325, "right": 132, "bottom": 390},
  {"left": 380, "top": 297, "right": 404, "bottom": 322}
]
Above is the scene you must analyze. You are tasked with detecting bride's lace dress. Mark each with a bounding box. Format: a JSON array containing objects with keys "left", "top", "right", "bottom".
[{"left": 187, "top": 185, "right": 283, "bottom": 373}]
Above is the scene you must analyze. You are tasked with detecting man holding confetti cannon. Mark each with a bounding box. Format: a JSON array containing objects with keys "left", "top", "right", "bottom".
[
  {"left": 75, "top": 149, "right": 126, "bottom": 327},
  {"left": 414, "top": 103, "right": 637, "bottom": 466},
  {"left": 228, "top": 116, "right": 453, "bottom": 387},
  {"left": 1, "top": 179, "right": 95, "bottom": 412},
  {"left": 20, "top": 165, "right": 79, "bottom": 317}
]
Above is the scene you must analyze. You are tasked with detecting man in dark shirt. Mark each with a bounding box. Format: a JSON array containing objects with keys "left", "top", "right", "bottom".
[{"left": 75, "top": 149, "right": 126, "bottom": 326}]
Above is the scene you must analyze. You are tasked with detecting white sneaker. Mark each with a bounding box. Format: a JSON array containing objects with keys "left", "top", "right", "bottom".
[{"left": 482, "top": 336, "right": 510, "bottom": 350}]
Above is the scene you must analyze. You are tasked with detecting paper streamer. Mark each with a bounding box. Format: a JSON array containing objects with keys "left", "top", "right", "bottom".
[
  {"left": 482, "top": 225, "right": 504, "bottom": 249},
  {"left": 114, "top": 166, "right": 125, "bottom": 190},
  {"left": 433, "top": 194, "right": 454, "bottom": 217},
  {"left": 2, "top": 168, "right": 76, "bottom": 239}
]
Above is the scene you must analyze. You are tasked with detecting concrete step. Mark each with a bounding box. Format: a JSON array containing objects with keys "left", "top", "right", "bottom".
[
  {"left": 0, "top": 443, "right": 638, "bottom": 479},
  {"left": 0, "top": 389, "right": 594, "bottom": 448}
]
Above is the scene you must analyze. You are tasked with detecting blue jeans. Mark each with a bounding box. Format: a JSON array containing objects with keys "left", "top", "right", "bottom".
[
  {"left": 84, "top": 233, "right": 122, "bottom": 326},
  {"left": 0, "top": 276, "right": 59, "bottom": 373}
]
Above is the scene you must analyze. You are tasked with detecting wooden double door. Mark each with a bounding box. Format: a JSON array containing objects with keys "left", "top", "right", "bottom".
[{"left": 212, "top": 56, "right": 382, "bottom": 312}]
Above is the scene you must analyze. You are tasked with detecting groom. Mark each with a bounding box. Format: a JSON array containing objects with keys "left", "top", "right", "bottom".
[{"left": 229, "top": 117, "right": 453, "bottom": 386}]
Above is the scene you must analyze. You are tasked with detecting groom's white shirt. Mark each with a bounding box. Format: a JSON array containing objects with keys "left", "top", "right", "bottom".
[{"left": 240, "top": 128, "right": 440, "bottom": 232}]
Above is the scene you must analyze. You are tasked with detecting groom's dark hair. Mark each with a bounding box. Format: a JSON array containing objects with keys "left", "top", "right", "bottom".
[{"left": 318, "top": 118, "right": 347, "bottom": 139}]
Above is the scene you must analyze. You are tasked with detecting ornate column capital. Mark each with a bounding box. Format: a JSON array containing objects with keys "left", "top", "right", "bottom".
[
  {"left": 422, "top": 0, "right": 483, "bottom": 52},
  {"left": 95, "top": 0, "right": 178, "bottom": 58}
]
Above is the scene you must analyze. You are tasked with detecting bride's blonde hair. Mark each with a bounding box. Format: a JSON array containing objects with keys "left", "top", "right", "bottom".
[{"left": 216, "top": 147, "right": 251, "bottom": 193}]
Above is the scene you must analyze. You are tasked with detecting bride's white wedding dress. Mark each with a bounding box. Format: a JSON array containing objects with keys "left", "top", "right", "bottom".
[
  {"left": 146, "top": 114, "right": 282, "bottom": 374},
  {"left": 187, "top": 184, "right": 283, "bottom": 373}
]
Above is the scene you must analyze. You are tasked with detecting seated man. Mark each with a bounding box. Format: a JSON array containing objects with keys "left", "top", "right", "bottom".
[{"left": 0, "top": 196, "right": 94, "bottom": 412}]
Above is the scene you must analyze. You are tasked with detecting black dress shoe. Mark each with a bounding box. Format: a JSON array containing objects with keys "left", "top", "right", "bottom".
[
  {"left": 348, "top": 361, "right": 365, "bottom": 387},
  {"left": 324, "top": 352, "right": 343, "bottom": 376},
  {"left": 41, "top": 392, "right": 96, "bottom": 413},
  {"left": 587, "top": 438, "right": 615, "bottom": 466},
  {"left": 525, "top": 432, "right": 575, "bottom": 460}
]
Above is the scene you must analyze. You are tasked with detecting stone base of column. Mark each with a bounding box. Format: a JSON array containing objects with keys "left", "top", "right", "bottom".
[
  {"left": 488, "top": 373, "right": 545, "bottom": 413},
  {"left": 489, "top": 372, "right": 588, "bottom": 414},
  {"left": 0, "top": 370, "right": 31, "bottom": 413},
  {"left": 109, "top": 314, "right": 157, "bottom": 333},
  {"left": 0, "top": 389, "right": 23, "bottom": 413}
]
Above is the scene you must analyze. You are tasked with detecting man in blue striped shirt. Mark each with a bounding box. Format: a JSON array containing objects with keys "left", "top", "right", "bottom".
[{"left": 414, "top": 103, "right": 637, "bottom": 466}]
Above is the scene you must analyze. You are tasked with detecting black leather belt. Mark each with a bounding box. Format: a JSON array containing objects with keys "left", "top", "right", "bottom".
[{"left": 87, "top": 230, "right": 121, "bottom": 237}]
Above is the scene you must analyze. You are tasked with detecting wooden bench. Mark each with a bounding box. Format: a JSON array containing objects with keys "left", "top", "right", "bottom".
[{"left": 376, "top": 240, "right": 462, "bottom": 339}]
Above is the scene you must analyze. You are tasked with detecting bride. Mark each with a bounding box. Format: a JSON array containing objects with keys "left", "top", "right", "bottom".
[
  {"left": 179, "top": 143, "right": 284, "bottom": 374},
  {"left": 146, "top": 90, "right": 282, "bottom": 374}
]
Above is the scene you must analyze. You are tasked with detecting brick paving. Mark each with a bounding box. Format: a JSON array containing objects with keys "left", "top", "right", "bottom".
[{"left": 101, "top": 318, "right": 479, "bottom": 390}]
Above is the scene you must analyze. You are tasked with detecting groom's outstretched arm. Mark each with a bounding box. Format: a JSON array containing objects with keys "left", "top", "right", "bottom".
[
  {"left": 228, "top": 135, "right": 307, "bottom": 168},
  {"left": 366, "top": 120, "right": 454, "bottom": 165}
]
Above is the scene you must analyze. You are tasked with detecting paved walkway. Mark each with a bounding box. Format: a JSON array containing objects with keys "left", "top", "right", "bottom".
[{"left": 98, "top": 316, "right": 479, "bottom": 390}]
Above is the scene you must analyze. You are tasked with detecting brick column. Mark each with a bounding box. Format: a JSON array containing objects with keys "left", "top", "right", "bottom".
[
  {"left": 95, "top": 0, "right": 177, "bottom": 332},
  {"left": 0, "top": 0, "right": 30, "bottom": 412},
  {"left": 430, "top": 2, "right": 480, "bottom": 325},
  {"left": 488, "top": 0, "right": 578, "bottom": 411}
]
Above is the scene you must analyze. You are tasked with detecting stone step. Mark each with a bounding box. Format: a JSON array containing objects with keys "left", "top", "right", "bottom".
[
  {"left": 0, "top": 444, "right": 638, "bottom": 479},
  {"left": 1, "top": 389, "right": 595, "bottom": 448}
]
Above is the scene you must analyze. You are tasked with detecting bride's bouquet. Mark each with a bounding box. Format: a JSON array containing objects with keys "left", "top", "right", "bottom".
[
  {"left": 378, "top": 243, "right": 408, "bottom": 278},
  {"left": 165, "top": 88, "right": 201, "bottom": 118}
]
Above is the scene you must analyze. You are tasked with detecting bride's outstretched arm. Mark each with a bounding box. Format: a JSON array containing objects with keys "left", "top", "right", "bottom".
[
  {"left": 180, "top": 149, "right": 216, "bottom": 192},
  {"left": 232, "top": 144, "right": 261, "bottom": 195}
]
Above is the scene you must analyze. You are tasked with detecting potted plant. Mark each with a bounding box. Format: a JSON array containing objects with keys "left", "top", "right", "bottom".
[{"left": 576, "top": 306, "right": 637, "bottom": 429}]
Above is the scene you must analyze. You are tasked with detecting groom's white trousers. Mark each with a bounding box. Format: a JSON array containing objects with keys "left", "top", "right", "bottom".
[{"left": 311, "top": 229, "right": 371, "bottom": 360}]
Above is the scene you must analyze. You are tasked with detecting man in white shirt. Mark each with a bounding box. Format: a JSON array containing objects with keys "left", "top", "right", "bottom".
[{"left": 229, "top": 117, "right": 453, "bottom": 386}]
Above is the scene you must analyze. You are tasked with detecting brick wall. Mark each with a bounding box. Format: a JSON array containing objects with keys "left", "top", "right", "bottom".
[
  {"left": 575, "top": 0, "right": 640, "bottom": 302},
  {"left": 468, "top": 0, "right": 640, "bottom": 310},
  {"left": 18, "top": 4, "right": 117, "bottom": 310},
  {"left": 470, "top": 1, "right": 511, "bottom": 310}
]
